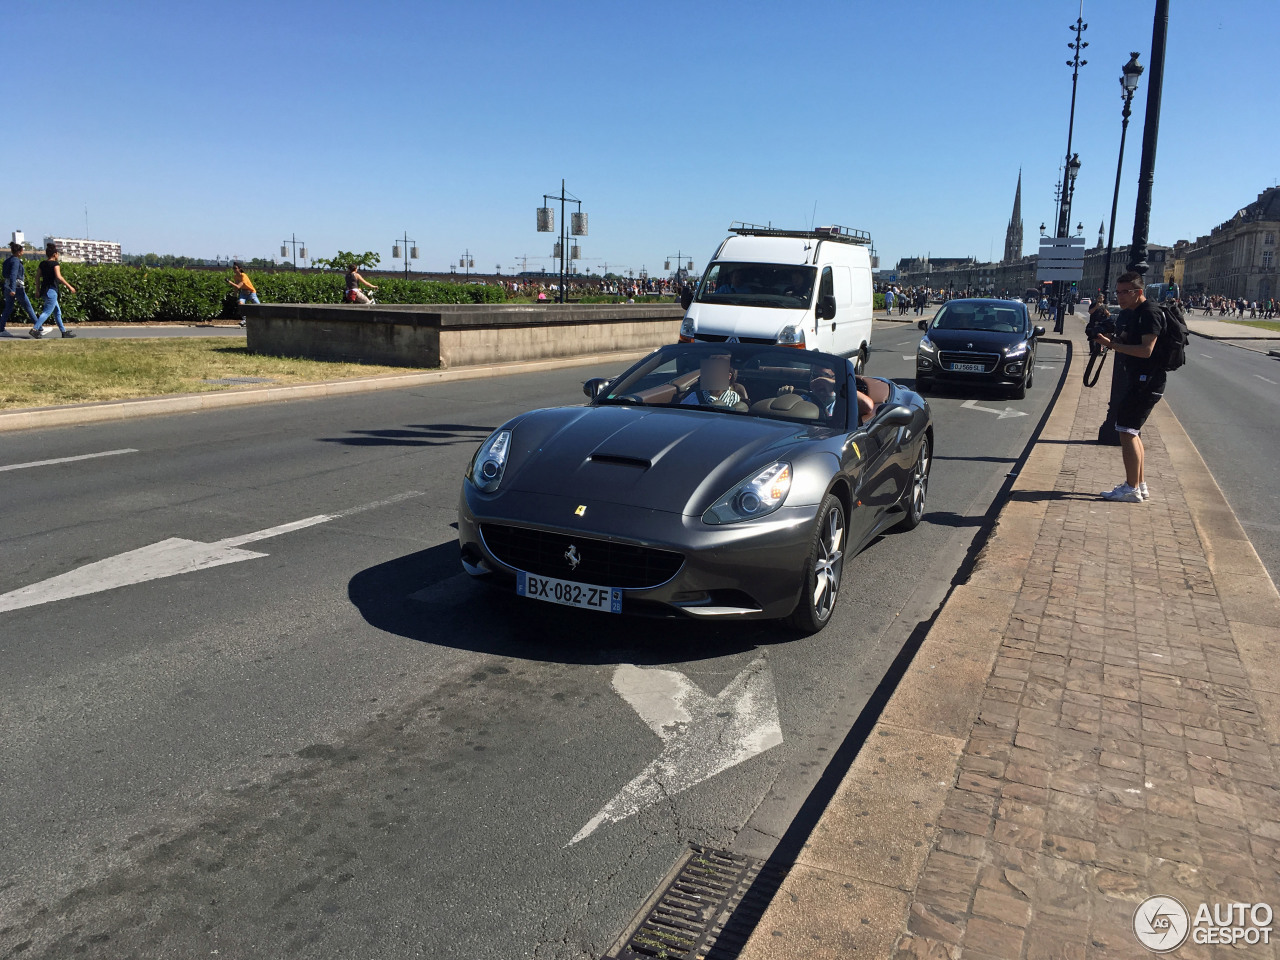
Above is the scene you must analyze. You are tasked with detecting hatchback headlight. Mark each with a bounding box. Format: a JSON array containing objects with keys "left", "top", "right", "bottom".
[
  {"left": 918, "top": 336, "right": 937, "bottom": 353},
  {"left": 468, "top": 429, "right": 512, "bottom": 493},
  {"left": 1005, "top": 341, "right": 1029, "bottom": 356},
  {"left": 703, "top": 461, "right": 792, "bottom": 524}
]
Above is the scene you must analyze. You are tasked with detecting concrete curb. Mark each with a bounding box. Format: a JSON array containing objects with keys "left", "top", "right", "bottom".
[
  {"left": 738, "top": 331, "right": 1087, "bottom": 959},
  {"left": 0, "top": 349, "right": 649, "bottom": 433}
]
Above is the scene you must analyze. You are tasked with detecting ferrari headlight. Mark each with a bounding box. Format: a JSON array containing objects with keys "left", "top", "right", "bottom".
[
  {"left": 468, "top": 429, "right": 511, "bottom": 493},
  {"left": 703, "top": 461, "right": 792, "bottom": 525}
]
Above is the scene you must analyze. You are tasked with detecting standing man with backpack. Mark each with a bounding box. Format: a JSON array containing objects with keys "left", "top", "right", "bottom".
[{"left": 1093, "top": 271, "right": 1169, "bottom": 502}]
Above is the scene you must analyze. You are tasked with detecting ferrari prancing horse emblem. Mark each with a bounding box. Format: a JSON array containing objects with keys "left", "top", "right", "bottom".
[
  {"left": 565, "top": 545, "right": 582, "bottom": 570},
  {"left": 574, "top": 504, "right": 587, "bottom": 516}
]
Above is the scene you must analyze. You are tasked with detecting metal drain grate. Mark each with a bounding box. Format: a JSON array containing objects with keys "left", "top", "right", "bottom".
[
  {"left": 201, "top": 376, "right": 277, "bottom": 385},
  {"left": 606, "top": 846, "right": 767, "bottom": 960}
]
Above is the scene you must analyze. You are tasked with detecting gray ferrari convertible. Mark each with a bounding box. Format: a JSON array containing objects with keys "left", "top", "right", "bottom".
[{"left": 458, "top": 342, "right": 933, "bottom": 633}]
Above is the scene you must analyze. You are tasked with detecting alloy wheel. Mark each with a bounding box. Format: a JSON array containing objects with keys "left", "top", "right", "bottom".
[{"left": 812, "top": 505, "right": 845, "bottom": 620}]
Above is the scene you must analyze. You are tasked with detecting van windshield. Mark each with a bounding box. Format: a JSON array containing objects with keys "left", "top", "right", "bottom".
[{"left": 695, "top": 262, "right": 816, "bottom": 309}]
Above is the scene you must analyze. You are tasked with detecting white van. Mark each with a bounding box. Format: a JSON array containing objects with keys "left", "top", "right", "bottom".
[{"left": 679, "top": 222, "right": 876, "bottom": 372}]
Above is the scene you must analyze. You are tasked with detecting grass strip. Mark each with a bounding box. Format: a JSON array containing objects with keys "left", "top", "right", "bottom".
[
  {"left": 1222, "top": 319, "right": 1280, "bottom": 334},
  {"left": 0, "top": 337, "right": 418, "bottom": 409}
]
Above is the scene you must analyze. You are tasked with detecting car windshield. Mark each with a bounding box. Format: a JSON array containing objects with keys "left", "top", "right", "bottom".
[
  {"left": 695, "top": 262, "right": 816, "bottom": 309},
  {"left": 598, "top": 343, "right": 849, "bottom": 429},
  {"left": 932, "top": 302, "right": 1025, "bottom": 333}
]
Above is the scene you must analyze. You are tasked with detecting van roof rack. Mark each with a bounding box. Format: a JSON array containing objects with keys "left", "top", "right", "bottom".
[{"left": 728, "top": 221, "right": 872, "bottom": 245}]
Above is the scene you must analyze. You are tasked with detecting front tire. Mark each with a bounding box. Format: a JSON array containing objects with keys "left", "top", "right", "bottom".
[
  {"left": 854, "top": 348, "right": 867, "bottom": 375},
  {"left": 787, "top": 494, "right": 845, "bottom": 635},
  {"left": 898, "top": 434, "right": 931, "bottom": 531}
]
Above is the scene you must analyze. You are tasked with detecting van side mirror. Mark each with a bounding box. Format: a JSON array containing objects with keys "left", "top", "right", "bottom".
[
  {"left": 819, "top": 294, "right": 837, "bottom": 320},
  {"left": 917, "top": 319, "right": 928, "bottom": 331},
  {"left": 680, "top": 288, "right": 693, "bottom": 310},
  {"left": 583, "top": 377, "right": 609, "bottom": 400},
  {"left": 1033, "top": 325, "right": 1046, "bottom": 338}
]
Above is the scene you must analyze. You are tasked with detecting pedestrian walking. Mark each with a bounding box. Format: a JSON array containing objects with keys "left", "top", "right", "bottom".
[
  {"left": 0, "top": 241, "right": 38, "bottom": 335},
  {"left": 227, "top": 262, "right": 258, "bottom": 327},
  {"left": 1093, "top": 271, "right": 1165, "bottom": 502},
  {"left": 884, "top": 288, "right": 894, "bottom": 316},
  {"left": 30, "top": 242, "right": 75, "bottom": 338}
]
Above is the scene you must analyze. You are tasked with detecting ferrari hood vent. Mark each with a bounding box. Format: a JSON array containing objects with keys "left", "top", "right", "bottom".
[{"left": 589, "top": 453, "right": 652, "bottom": 469}]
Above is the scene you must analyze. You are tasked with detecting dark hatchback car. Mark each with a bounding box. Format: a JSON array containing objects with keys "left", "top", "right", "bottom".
[{"left": 915, "top": 298, "right": 1045, "bottom": 398}]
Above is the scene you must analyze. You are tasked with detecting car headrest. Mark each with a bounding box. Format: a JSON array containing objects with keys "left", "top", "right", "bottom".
[{"left": 750, "top": 394, "right": 820, "bottom": 419}]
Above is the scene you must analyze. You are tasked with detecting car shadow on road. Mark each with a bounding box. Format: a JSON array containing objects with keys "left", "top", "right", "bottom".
[
  {"left": 318, "top": 422, "right": 494, "bottom": 447},
  {"left": 348, "top": 543, "right": 777, "bottom": 666}
]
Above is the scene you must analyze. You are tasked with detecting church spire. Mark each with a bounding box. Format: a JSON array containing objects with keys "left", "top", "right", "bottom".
[{"left": 1003, "top": 169, "right": 1024, "bottom": 263}]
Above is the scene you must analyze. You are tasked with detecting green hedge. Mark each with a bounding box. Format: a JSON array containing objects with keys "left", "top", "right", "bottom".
[{"left": 23, "top": 263, "right": 508, "bottom": 323}]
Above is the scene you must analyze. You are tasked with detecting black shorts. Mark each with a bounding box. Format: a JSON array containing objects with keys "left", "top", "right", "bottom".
[{"left": 1115, "top": 384, "right": 1164, "bottom": 435}]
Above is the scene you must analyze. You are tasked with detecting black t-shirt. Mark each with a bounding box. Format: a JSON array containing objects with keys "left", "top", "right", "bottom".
[
  {"left": 1115, "top": 298, "right": 1165, "bottom": 384},
  {"left": 38, "top": 259, "right": 57, "bottom": 295}
]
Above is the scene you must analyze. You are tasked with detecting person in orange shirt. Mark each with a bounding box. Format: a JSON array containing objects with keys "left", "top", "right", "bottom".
[{"left": 228, "top": 262, "right": 258, "bottom": 327}]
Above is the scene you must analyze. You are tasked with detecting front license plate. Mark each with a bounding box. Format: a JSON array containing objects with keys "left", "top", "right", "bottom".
[
  {"left": 517, "top": 571, "right": 622, "bottom": 613},
  {"left": 949, "top": 362, "right": 986, "bottom": 372}
]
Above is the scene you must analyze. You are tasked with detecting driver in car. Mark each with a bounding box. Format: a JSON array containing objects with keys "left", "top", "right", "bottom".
[
  {"left": 715, "top": 269, "right": 750, "bottom": 294},
  {"left": 781, "top": 364, "right": 874, "bottom": 422},
  {"left": 680, "top": 353, "right": 743, "bottom": 408}
]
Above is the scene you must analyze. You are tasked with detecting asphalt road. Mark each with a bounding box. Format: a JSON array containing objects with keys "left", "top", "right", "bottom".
[
  {"left": 1163, "top": 336, "right": 1280, "bottom": 584},
  {"left": 0, "top": 323, "right": 1066, "bottom": 959}
]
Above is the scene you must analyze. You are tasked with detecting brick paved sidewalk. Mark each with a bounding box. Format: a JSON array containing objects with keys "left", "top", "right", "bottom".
[
  {"left": 741, "top": 324, "right": 1280, "bottom": 959},
  {"left": 894, "top": 364, "right": 1280, "bottom": 959}
]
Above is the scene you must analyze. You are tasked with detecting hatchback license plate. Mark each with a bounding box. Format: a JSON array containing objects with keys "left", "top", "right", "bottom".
[
  {"left": 517, "top": 571, "right": 622, "bottom": 613},
  {"left": 949, "top": 362, "right": 985, "bottom": 372}
]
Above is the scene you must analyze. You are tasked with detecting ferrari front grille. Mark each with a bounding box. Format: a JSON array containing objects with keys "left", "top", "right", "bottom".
[{"left": 480, "top": 524, "right": 684, "bottom": 589}]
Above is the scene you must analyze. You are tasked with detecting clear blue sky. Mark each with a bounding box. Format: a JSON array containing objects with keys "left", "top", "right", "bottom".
[{"left": 12, "top": 0, "right": 1275, "bottom": 275}]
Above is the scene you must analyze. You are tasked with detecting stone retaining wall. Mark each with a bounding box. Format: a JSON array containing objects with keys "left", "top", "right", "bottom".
[{"left": 242, "top": 303, "right": 684, "bottom": 369}]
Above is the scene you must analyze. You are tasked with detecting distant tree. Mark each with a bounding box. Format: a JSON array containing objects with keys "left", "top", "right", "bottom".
[{"left": 312, "top": 250, "right": 381, "bottom": 271}]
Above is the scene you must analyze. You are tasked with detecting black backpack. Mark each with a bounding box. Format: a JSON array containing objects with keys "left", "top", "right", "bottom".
[{"left": 1153, "top": 301, "right": 1189, "bottom": 372}]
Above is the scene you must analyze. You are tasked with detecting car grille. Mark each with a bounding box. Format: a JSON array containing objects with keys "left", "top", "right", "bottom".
[
  {"left": 695, "top": 334, "right": 776, "bottom": 345},
  {"left": 939, "top": 351, "right": 1001, "bottom": 372},
  {"left": 479, "top": 524, "right": 684, "bottom": 589}
]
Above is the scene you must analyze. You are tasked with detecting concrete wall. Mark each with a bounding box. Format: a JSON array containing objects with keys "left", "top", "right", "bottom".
[{"left": 243, "top": 303, "right": 684, "bottom": 369}]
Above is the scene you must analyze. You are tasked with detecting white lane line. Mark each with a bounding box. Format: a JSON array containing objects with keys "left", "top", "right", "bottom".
[
  {"left": 0, "top": 491, "right": 427, "bottom": 614},
  {"left": 902, "top": 354, "right": 917, "bottom": 360},
  {"left": 0, "top": 448, "right": 139, "bottom": 473},
  {"left": 1254, "top": 374, "right": 1277, "bottom": 385},
  {"left": 1200, "top": 353, "right": 1215, "bottom": 359}
]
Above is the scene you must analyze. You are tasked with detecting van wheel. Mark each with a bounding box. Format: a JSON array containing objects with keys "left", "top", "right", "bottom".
[{"left": 854, "top": 348, "right": 867, "bottom": 375}]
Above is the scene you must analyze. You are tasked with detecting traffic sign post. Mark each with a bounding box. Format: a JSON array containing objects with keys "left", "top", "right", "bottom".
[{"left": 1038, "top": 237, "right": 1086, "bottom": 333}]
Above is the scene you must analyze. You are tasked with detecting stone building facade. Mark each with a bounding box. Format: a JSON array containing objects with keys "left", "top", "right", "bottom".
[{"left": 1181, "top": 187, "right": 1279, "bottom": 301}]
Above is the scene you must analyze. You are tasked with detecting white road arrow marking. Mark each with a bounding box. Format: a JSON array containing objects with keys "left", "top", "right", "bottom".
[
  {"left": 570, "top": 657, "right": 782, "bottom": 844},
  {"left": 0, "top": 492, "right": 424, "bottom": 614},
  {"left": 902, "top": 354, "right": 917, "bottom": 360},
  {"left": 960, "top": 399, "right": 1028, "bottom": 420}
]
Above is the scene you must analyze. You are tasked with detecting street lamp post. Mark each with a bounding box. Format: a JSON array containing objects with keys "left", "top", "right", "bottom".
[
  {"left": 1103, "top": 53, "right": 1144, "bottom": 303},
  {"left": 458, "top": 250, "right": 474, "bottom": 278},
  {"left": 1128, "top": 0, "right": 1170, "bottom": 279},
  {"left": 664, "top": 250, "right": 695, "bottom": 290},
  {"left": 1054, "top": 155, "right": 1081, "bottom": 332},
  {"left": 1052, "top": 6, "right": 1087, "bottom": 333},
  {"left": 392, "top": 232, "right": 419, "bottom": 278},
  {"left": 536, "top": 180, "right": 587, "bottom": 304},
  {"left": 280, "top": 234, "right": 307, "bottom": 271}
]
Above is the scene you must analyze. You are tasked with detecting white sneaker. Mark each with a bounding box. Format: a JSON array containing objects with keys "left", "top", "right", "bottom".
[
  {"left": 1139, "top": 482, "right": 1150, "bottom": 500},
  {"left": 1102, "top": 482, "right": 1144, "bottom": 503}
]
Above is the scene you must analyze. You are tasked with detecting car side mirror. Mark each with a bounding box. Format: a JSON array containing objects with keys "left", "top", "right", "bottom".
[
  {"left": 819, "top": 294, "right": 837, "bottom": 320},
  {"left": 583, "top": 377, "right": 609, "bottom": 400},
  {"left": 878, "top": 405, "right": 914, "bottom": 428},
  {"left": 680, "top": 288, "right": 694, "bottom": 309},
  {"left": 917, "top": 319, "right": 928, "bottom": 331},
  {"left": 1033, "top": 325, "right": 1046, "bottom": 338}
]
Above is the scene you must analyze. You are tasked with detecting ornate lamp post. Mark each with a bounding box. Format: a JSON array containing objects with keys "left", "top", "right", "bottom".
[
  {"left": 1102, "top": 54, "right": 1144, "bottom": 303},
  {"left": 536, "top": 181, "right": 587, "bottom": 303}
]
